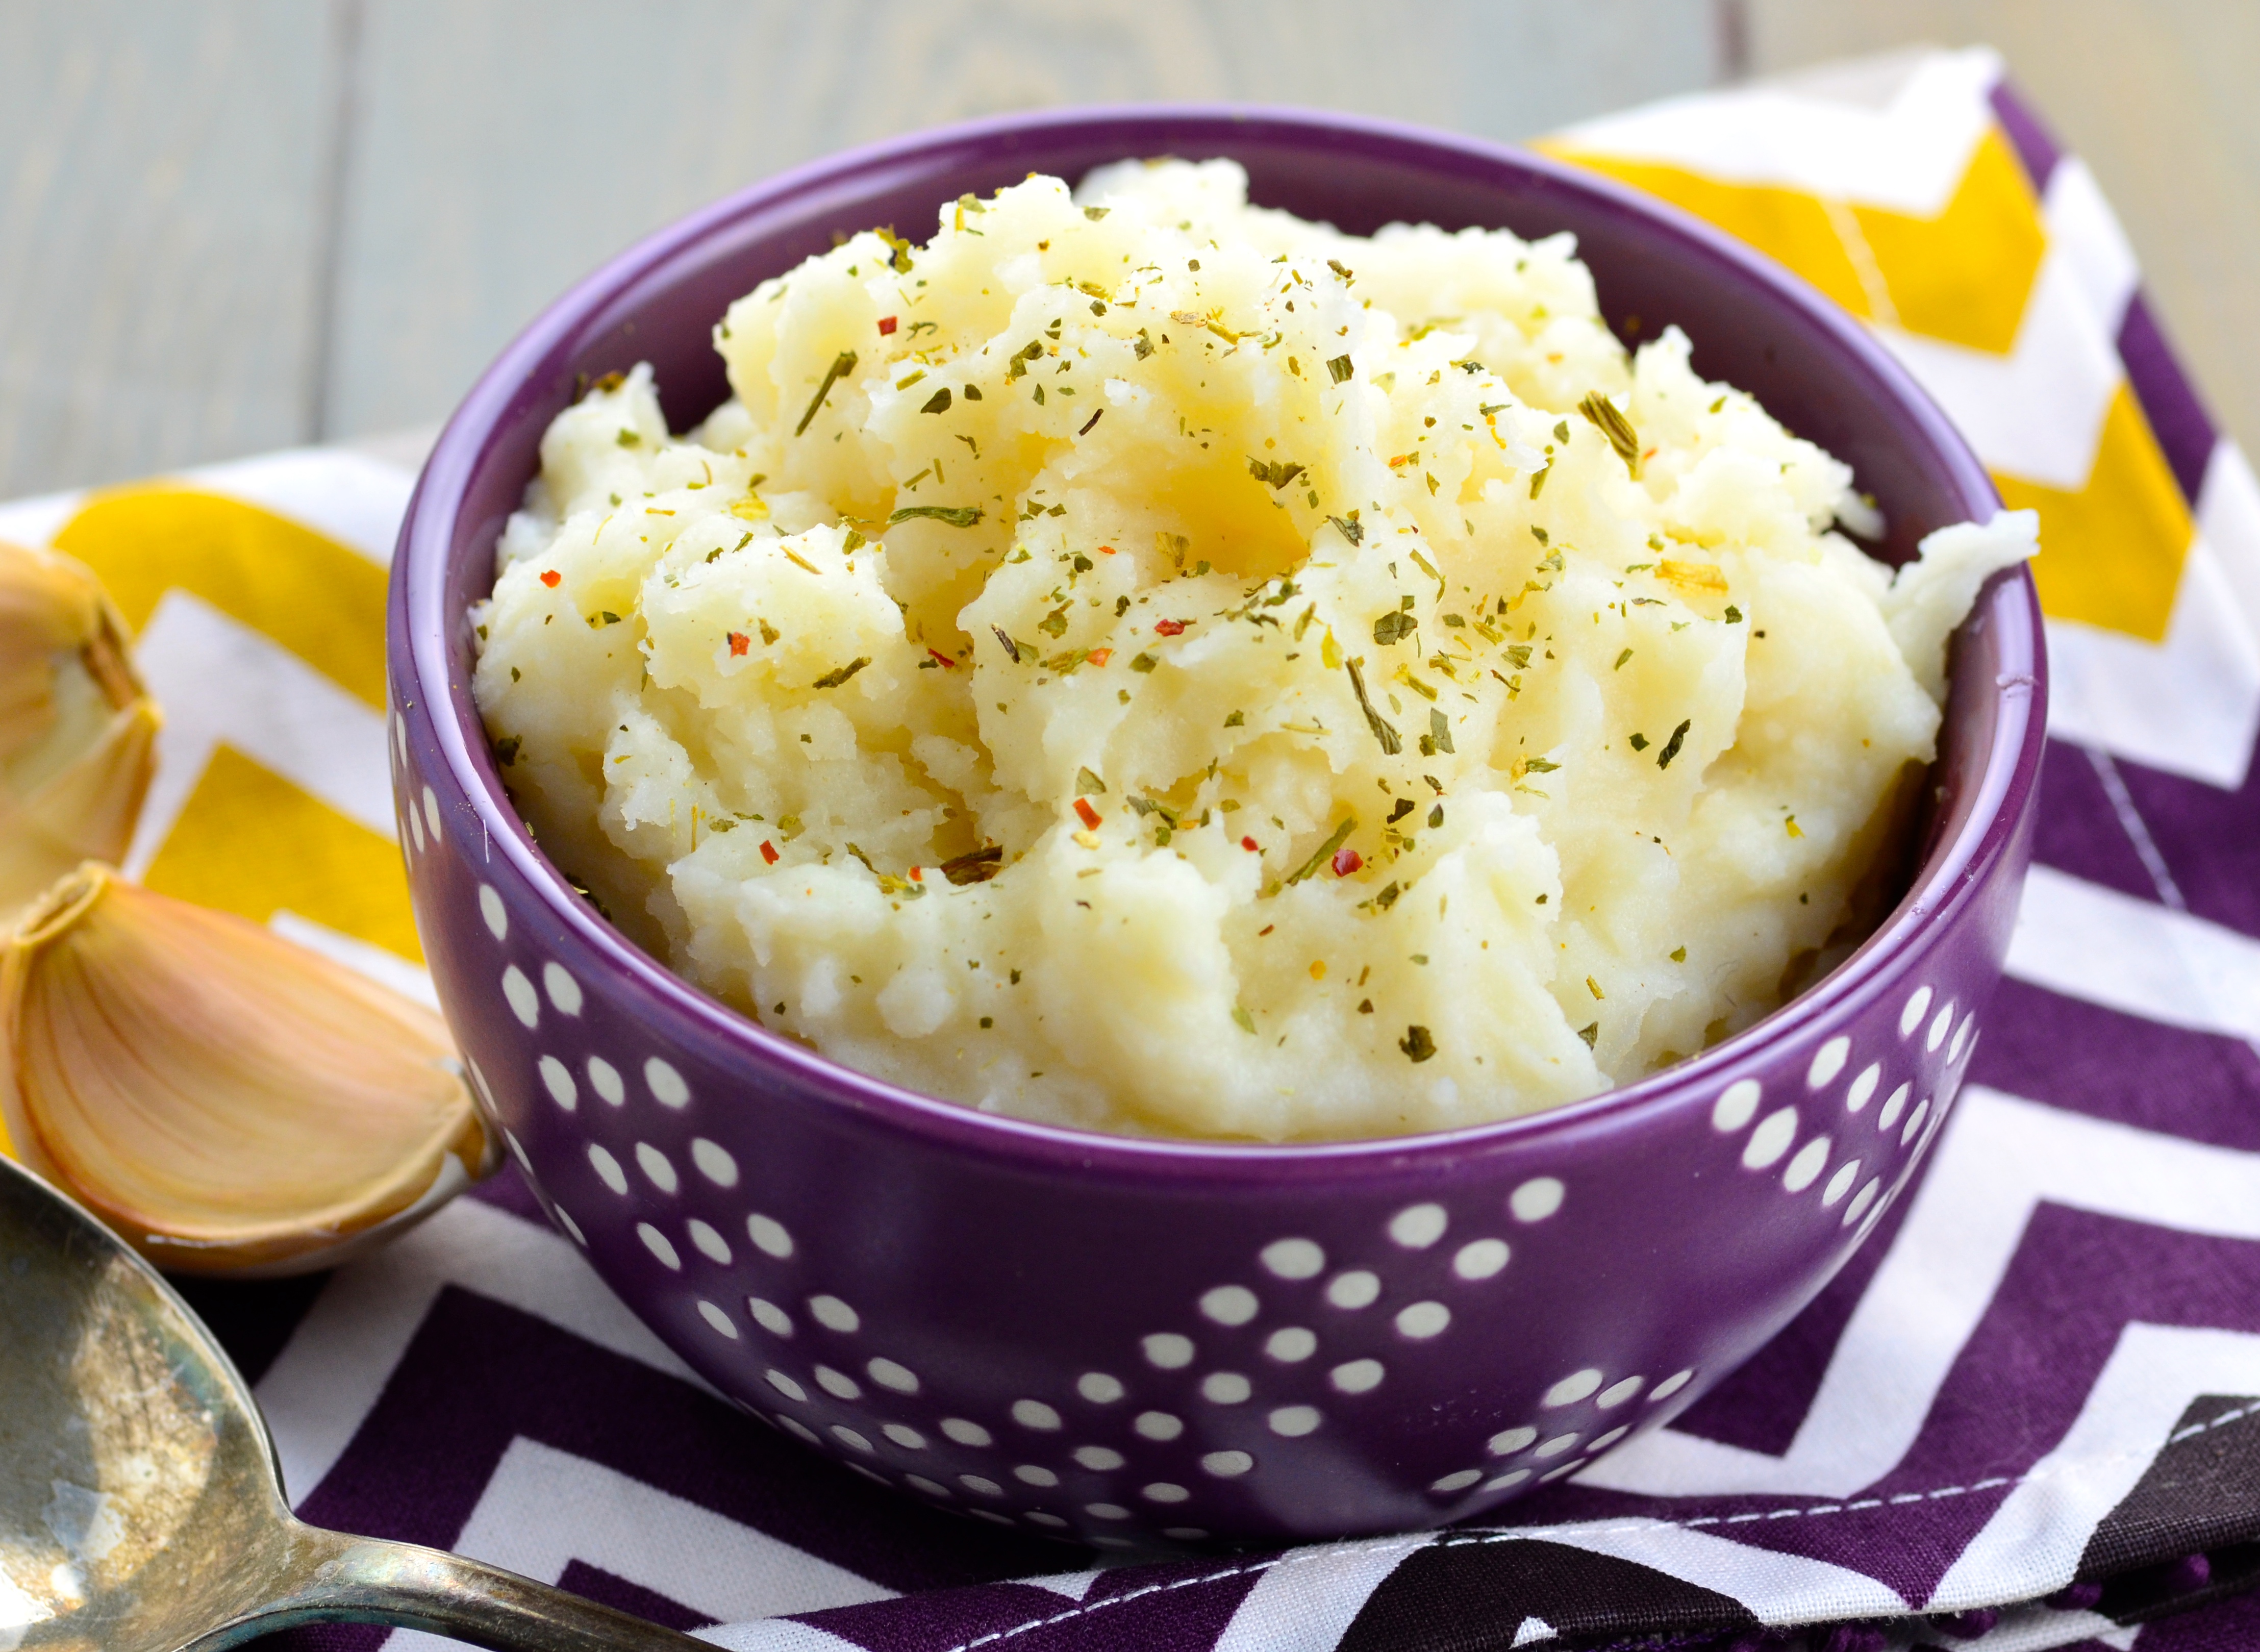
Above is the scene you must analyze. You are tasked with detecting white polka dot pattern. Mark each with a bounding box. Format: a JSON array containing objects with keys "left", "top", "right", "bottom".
[
  {"left": 538, "top": 1056, "right": 576, "bottom": 1110},
  {"left": 747, "top": 1214, "right": 793, "bottom": 1258},
  {"left": 587, "top": 1057, "right": 625, "bottom": 1106},
  {"left": 1712, "top": 1079, "right": 1761, "bottom": 1132},
  {"left": 1509, "top": 1178, "right": 1565, "bottom": 1221},
  {"left": 1394, "top": 1301, "right": 1450, "bottom": 1339},
  {"left": 1879, "top": 1083, "right": 1911, "bottom": 1130},
  {"left": 1199, "top": 1285, "right": 1259, "bottom": 1325},
  {"left": 1453, "top": 1239, "right": 1510, "bottom": 1280},
  {"left": 1807, "top": 1036, "right": 1849, "bottom": 1088},
  {"left": 868, "top": 1358, "right": 919, "bottom": 1394},
  {"left": 1330, "top": 1359, "right": 1384, "bottom": 1394},
  {"left": 1544, "top": 1368, "right": 1602, "bottom": 1407},
  {"left": 1142, "top": 1333, "right": 1194, "bottom": 1369},
  {"left": 542, "top": 962, "right": 582, "bottom": 1015},
  {"left": 1260, "top": 1238, "right": 1325, "bottom": 1279},
  {"left": 501, "top": 965, "right": 538, "bottom": 1028},
  {"left": 1822, "top": 1160, "right": 1862, "bottom": 1207},
  {"left": 697, "top": 1300, "right": 737, "bottom": 1339},
  {"left": 1782, "top": 1136, "right": 1830, "bottom": 1193},
  {"left": 690, "top": 1138, "right": 737, "bottom": 1186},
  {"left": 441, "top": 790, "right": 1979, "bottom": 1545},
  {"left": 645, "top": 1057, "right": 690, "bottom": 1107},
  {"left": 636, "top": 1224, "right": 680, "bottom": 1270},
  {"left": 634, "top": 1143, "right": 677, "bottom": 1194},
  {"left": 1387, "top": 1203, "right": 1448, "bottom": 1248},
  {"left": 1744, "top": 1108, "right": 1798, "bottom": 1169},
  {"left": 1596, "top": 1376, "right": 1643, "bottom": 1408},
  {"left": 1265, "top": 1327, "right": 1317, "bottom": 1363},
  {"left": 1325, "top": 1270, "right": 1380, "bottom": 1309},
  {"left": 587, "top": 1144, "right": 627, "bottom": 1195}
]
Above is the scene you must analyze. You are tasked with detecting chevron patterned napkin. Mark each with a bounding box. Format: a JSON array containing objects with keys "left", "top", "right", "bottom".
[{"left": 6, "top": 45, "right": 2259, "bottom": 1652}]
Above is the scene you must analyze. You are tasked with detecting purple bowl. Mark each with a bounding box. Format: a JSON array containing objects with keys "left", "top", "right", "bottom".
[{"left": 387, "top": 106, "right": 2044, "bottom": 1548}]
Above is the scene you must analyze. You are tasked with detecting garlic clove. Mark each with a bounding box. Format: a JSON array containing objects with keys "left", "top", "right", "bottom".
[
  {"left": 0, "top": 541, "right": 160, "bottom": 918},
  {"left": 0, "top": 864, "right": 493, "bottom": 1275}
]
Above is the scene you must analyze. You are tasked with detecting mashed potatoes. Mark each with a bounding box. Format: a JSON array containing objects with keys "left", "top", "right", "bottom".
[{"left": 472, "top": 160, "right": 2033, "bottom": 1141}]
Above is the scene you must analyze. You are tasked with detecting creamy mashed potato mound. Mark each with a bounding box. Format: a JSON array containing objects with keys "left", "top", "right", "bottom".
[{"left": 473, "top": 160, "right": 2035, "bottom": 1141}]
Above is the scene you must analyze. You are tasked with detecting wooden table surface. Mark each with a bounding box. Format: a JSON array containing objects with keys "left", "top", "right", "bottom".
[{"left": 3, "top": 0, "right": 2252, "bottom": 499}]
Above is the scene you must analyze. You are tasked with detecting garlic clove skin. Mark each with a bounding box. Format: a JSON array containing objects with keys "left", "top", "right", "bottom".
[
  {"left": 0, "top": 864, "right": 493, "bottom": 1275},
  {"left": 0, "top": 542, "right": 160, "bottom": 920}
]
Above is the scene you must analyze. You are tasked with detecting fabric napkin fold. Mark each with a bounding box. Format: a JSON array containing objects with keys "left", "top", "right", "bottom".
[{"left": 5, "top": 44, "right": 2259, "bottom": 1652}]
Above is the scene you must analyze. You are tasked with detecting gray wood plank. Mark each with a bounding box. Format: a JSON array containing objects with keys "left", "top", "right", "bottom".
[
  {"left": 322, "top": 0, "right": 1728, "bottom": 438},
  {"left": 1748, "top": 0, "right": 2260, "bottom": 458},
  {"left": 0, "top": 0, "right": 345, "bottom": 497}
]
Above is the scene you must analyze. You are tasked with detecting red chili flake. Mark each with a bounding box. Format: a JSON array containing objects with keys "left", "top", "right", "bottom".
[
  {"left": 1074, "top": 798, "right": 1102, "bottom": 831},
  {"left": 1332, "top": 846, "right": 1364, "bottom": 877},
  {"left": 1241, "top": 836, "right": 1260, "bottom": 852},
  {"left": 908, "top": 866, "right": 923, "bottom": 882},
  {"left": 727, "top": 631, "right": 749, "bottom": 656},
  {"left": 927, "top": 648, "right": 958, "bottom": 668},
  {"left": 759, "top": 840, "right": 780, "bottom": 864},
  {"left": 1155, "top": 619, "right": 1187, "bottom": 636},
  {"left": 540, "top": 569, "right": 562, "bottom": 588},
  {"left": 1087, "top": 648, "right": 1112, "bottom": 667},
  {"left": 877, "top": 316, "right": 898, "bottom": 335},
  {"left": 1097, "top": 544, "right": 1116, "bottom": 555}
]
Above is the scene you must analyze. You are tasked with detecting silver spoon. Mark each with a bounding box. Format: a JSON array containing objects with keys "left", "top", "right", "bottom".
[{"left": 0, "top": 1152, "right": 713, "bottom": 1650}]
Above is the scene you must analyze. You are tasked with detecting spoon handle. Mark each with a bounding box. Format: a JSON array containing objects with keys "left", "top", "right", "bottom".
[{"left": 186, "top": 1521, "right": 718, "bottom": 1650}]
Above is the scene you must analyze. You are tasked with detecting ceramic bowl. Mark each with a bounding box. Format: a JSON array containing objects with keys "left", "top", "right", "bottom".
[{"left": 386, "top": 107, "right": 2044, "bottom": 1548}]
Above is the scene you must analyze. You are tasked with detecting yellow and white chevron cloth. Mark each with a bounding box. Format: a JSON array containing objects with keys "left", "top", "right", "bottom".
[
  {"left": 1, "top": 45, "right": 2253, "bottom": 996},
  {"left": 0, "top": 449, "right": 430, "bottom": 995},
  {"left": 1545, "top": 45, "right": 2260, "bottom": 791}
]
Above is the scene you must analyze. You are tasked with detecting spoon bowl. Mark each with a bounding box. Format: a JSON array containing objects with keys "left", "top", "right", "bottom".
[{"left": 0, "top": 1153, "right": 709, "bottom": 1650}]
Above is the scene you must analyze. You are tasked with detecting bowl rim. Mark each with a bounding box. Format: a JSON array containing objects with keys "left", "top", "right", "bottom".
[{"left": 394, "top": 101, "right": 2044, "bottom": 1181}]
